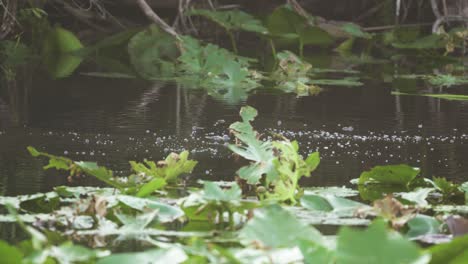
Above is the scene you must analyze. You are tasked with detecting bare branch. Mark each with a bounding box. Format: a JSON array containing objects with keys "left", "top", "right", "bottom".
[{"left": 135, "top": 0, "right": 179, "bottom": 38}]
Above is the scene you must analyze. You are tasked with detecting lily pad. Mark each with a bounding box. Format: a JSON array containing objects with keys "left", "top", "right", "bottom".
[
  {"left": 239, "top": 204, "right": 323, "bottom": 248},
  {"left": 336, "top": 220, "right": 428, "bottom": 264},
  {"left": 358, "top": 164, "right": 420, "bottom": 186}
]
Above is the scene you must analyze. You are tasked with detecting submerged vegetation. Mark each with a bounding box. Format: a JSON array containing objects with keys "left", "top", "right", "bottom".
[{"left": 0, "top": 107, "right": 468, "bottom": 263}]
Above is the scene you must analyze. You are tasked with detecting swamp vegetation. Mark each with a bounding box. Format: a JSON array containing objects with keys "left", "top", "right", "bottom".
[{"left": 2, "top": 0, "right": 468, "bottom": 263}]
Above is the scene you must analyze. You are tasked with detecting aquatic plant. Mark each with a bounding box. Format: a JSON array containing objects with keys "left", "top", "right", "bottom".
[
  {"left": 229, "top": 106, "right": 320, "bottom": 204},
  {"left": 27, "top": 146, "right": 197, "bottom": 197}
]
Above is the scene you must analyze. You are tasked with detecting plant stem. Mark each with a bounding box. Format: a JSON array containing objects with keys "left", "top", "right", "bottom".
[{"left": 228, "top": 31, "right": 238, "bottom": 54}]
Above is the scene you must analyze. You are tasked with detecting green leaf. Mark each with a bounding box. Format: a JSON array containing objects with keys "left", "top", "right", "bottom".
[
  {"left": 239, "top": 204, "right": 323, "bottom": 248},
  {"left": 117, "top": 195, "right": 184, "bottom": 223},
  {"left": 341, "top": 23, "right": 373, "bottom": 39},
  {"left": 0, "top": 240, "right": 23, "bottom": 264},
  {"left": 74, "top": 161, "right": 124, "bottom": 190},
  {"left": 336, "top": 220, "right": 427, "bottom": 264},
  {"left": 27, "top": 146, "right": 72, "bottom": 171},
  {"left": 203, "top": 181, "right": 242, "bottom": 202},
  {"left": 266, "top": 5, "right": 334, "bottom": 47},
  {"left": 136, "top": 178, "right": 167, "bottom": 197},
  {"left": 406, "top": 214, "right": 441, "bottom": 239},
  {"left": 129, "top": 151, "right": 197, "bottom": 184},
  {"left": 431, "top": 177, "right": 460, "bottom": 196},
  {"left": 188, "top": 9, "right": 268, "bottom": 34},
  {"left": 392, "top": 34, "right": 445, "bottom": 49},
  {"left": 229, "top": 106, "right": 276, "bottom": 184},
  {"left": 399, "top": 188, "right": 435, "bottom": 207},
  {"left": 128, "top": 24, "right": 178, "bottom": 79},
  {"left": 358, "top": 164, "right": 420, "bottom": 186},
  {"left": 97, "top": 247, "right": 187, "bottom": 264},
  {"left": 428, "top": 235, "right": 468, "bottom": 264},
  {"left": 42, "top": 26, "right": 84, "bottom": 78},
  {"left": 298, "top": 239, "right": 335, "bottom": 264},
  {"left": 301, "top": 194, "right": 368, "bottom": 216}
]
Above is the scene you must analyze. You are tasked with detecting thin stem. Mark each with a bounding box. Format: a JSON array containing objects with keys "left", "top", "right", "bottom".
[
  {"left": 227, "top": 31, "right": 238, "bottom": 54},
  {"left": 269, "top": 38, "right": 277, "bottom": 58}
]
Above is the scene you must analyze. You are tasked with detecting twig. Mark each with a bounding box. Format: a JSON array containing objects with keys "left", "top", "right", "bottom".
[
  {"left": 364, "top": 22, "right": 433, "bottom": 32},
  {"left": 135, "top": 0, "right": 179, "bottom": 38}
]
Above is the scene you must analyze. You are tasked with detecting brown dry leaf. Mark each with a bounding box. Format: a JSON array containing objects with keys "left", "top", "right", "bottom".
[{"left": 373, "top": 195, "right": 417, "bottom": 229}]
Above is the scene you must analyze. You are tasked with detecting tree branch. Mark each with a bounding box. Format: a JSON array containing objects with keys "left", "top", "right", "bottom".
[{"left": 135, "top": 0, "right": 179, "bottom": 38}]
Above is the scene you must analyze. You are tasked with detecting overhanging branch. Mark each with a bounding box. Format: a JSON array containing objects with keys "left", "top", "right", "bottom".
[{"left": 135, "top": 0, "right": 180, "bottom": 38}]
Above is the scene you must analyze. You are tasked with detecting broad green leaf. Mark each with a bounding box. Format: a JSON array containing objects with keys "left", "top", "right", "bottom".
[
  {"left": 358, "top": 164, "right": 420, "bottom": 186},
  {"left": 298, "top": 239, "right": 335, "bottom": 264},
  {"left": 336, "top": 220, "right": 428, "bottom": 264},
  {"left": 136, "top": 178, "right": 167, "bottom": 197},
  {"left": 301, "top": 194, "right": 369, "bottom": 216},
  {"left": 203, "top": 181, "right": 242, "bottom": 202},
  {"left": 42, "top": 26, "right": 83, "bottom": 78},
  {"left": 117, "top": 195, "right": 184, "bottom": 223},
  {"left": 189, "top": 9, "right": 268, "bottom": 34},
  {"left": 128, "top": 24, "right": 178, "bottom": 79},
  {"left": 428, "top": 235, "right": 468, "bottom": 264},
  {"left": 229, "top": 106, "right": 276, "bottom": 184},
  {"left": 266, "top": 5, "right": 334, "bottom": 47},
  {"left": 239, "top": 204, "right": 323, "bottom": 248},
  {"left": 0, "top": 240, "right": 23, "bottom": 264},
  {"left": 75, "top": 161, "right": 124, "bottom": 190},
  {"left": 97, "top": 247, "right": 187, "bottom": 264},
  {"left": 406, "top": 215, "right": 441, "bottom": 239}
]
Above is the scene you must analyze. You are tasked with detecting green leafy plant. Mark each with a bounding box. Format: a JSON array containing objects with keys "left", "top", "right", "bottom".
[
  {"left": 128, "top": 25, "right": 179, "bottom": 79},
  {"left": 229, "top": 106, "right": 320, "bottom": 203},
  {"left": 188, "top": 9, "right": 268, "bottom": 53},
  {"left": 28, "top": 146, "right": 197, "bottom": 197},
  {"left": 176, "top": 36, "right": 261, "bottom": 104},
  {"left": 41, "top": 26, "right": 84, "bottom": 79},
  {"left": 180, "top": 181, "right": 257, "bottom": 226},
  {"left": 266, "top": 5, "right": 334, "bottom": 56}
]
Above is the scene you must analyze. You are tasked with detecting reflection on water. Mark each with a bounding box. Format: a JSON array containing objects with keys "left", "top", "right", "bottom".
[{"left": 1, "top": 57, "right": 468, "bottom": 195}]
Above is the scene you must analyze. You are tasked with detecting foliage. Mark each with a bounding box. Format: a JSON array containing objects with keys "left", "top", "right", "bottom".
[
  {"left": 336, "top": 220, "right": 429, "bottom": 264},
  {"left": 228, "top": 106, "right": 276, "bottom": 184},
  {"left": 0, "top": 40, "right": 32, "bottom": 79},
  {"left": 128, "top": 25, "right": 179, "bottom": 79},
  {"left": 188, "top": 9, "right": 267, "bottom": 52},
  {"left": 266, "top": 5, "right": 334, "bottom": 55},
  {"left": 28, "top": 146, "right": 197, "bottom": 196},
  {"left": 176, "top": 36, "right": 261, "bottom": 104},
  {"left": 239, "top": 204, "right": 323, "bottom": 248},
  {"left": 41, "top": 26, "right": 84, "bottom": 79},
  {"left": 229, "top": 106, "right": 320, "bottom": 204},
  {"left": 358, "top": 164, "right": 421, "bottom": 186},
  {"left": 180, "top": 181, "right": 256, "bottom": 225}
]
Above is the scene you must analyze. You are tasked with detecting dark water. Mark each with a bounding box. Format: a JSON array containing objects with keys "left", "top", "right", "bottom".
[{"left": 2, "top": 55, "right": 468, "bottom": 196}]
